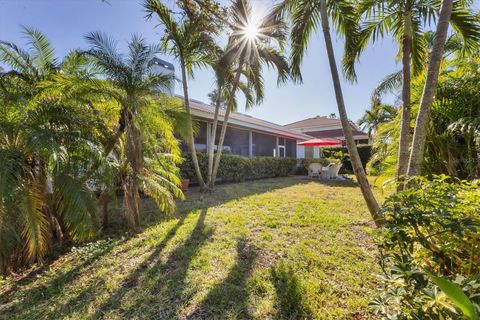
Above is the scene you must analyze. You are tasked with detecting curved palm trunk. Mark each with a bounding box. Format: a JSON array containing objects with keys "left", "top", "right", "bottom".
[
  {"left": 319, "top": 0, "right": 384, "bottom": 226},
  {"left": 210, "top": 63, "right": 243, "bottom": 189},
  {"left": 407, "top": 0, "right": 453, "bottom": 177},
  {"left": 180, "top": 59, "right": 207, "bottom": 190},
  {"left": 396, "top": 11, "right": 412, "bottom": 191},
  {"left": 207, "top": 82, "right": 222, "bottom": 185}
]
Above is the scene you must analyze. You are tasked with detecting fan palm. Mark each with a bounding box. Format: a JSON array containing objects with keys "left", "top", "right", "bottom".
[
  {"left": 144, "top": 0, "right": 219, "bottom": 190},
  {"left": 85, "top": 32, "right": 184, "bottom": 228},
  {"left": 208, "top": 0, "right": 289, "bottom": 189},
  {"left": 276, "top": 0, "right": 384, "bottom": 225},
  {"left": 0, "top": 28, "right": 103, "bottom": 271},
  {"left": 345, "top": 0, "right": 480, "bottom": 184}
]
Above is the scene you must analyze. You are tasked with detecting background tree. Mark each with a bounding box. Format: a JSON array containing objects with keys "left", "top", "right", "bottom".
[
  {"left": 144, "top": 0, "right": 219, "bottom": 190},
  {"left": 344, "top": 0, "right": 480, "bottom": 187},
  {"left": 209, "top": 0, "right": 289, "bottom": 189},
  {"left": 86, "top": 32, "right": 184, "bottom": 228},
  {"left": 0, "top": 28, "right": 107, "bottom": 271},
  {"left": 206, "top": 45, "right": 257, "bottom": 186},
  {"left": 358, "top": 102, "right": 397, "bottom": 139},
  {"left": 276, "top": 0, "right": 384, "bottom": 225}
]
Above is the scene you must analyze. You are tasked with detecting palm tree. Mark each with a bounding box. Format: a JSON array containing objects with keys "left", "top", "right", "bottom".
[
  {"left": 209, "top": 0, "right": 290, "bottom": 189},
  {"left": 276, "top": 0, "right": 384, "bottom": 226},
  {"left": 358, "top": 103, "right": 397, "bottom": 139},
  {"left": 345, "top": 0, "right": 480, "bottom": 186},
  {"left": 206, "top": 46, "right": 257, "bottom": 186},
  {"left": 144, "top": 0, "right": 218, "bottom": 190},
  {"left": 406, "top": 0, "right": 464, "bottom": 177},
  {"left": 0, "top": 28, "right": 103, "bottom": 271},
  {"left": 85, "top": 32, "right": 184, "bottom": 228}
]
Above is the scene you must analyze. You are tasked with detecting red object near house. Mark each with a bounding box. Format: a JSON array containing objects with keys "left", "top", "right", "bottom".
[{"left": 297, "top": 138, "right": 342, "bottom": 147}]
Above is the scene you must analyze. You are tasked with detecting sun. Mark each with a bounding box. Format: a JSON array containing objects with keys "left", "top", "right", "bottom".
[{"left": 243, "top": 21, "right": 260, "bottom": 40}]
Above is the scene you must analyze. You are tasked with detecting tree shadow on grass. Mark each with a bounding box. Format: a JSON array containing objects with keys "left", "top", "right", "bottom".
[
  {"left": 88, "top": 211, "right": 191, "bottom": 319},
  {"left": 90, "top": 207, "right": 213, "bottom": 319},
  {"left": 270, "top": 261, "right": 313, "bottom": 320},
  {"left": 0, "top": 237, "right": 125, "bottom": 315},
  {"left": 187, "top": 238, "right": 257, "bottom": 320}
]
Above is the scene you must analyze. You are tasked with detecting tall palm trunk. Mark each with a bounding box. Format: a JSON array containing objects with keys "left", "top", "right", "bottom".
[
  {"left": 180, "top": 58, "right": 207, "bottom": 189},
  {"left": 124, "top": 117, "right": 143, "bottom": 228},
  {"left": 407, "top": 0, "right": 453, "bottom": 177},
  {"left": 207, "top": 82, "right": 222, "bottom": 185},
  {"left": 319, "top": 0, "right": 384, "bottom": 226},
  {"left": 210, "top": 62, "right": 243, "bottom": 189},
  {"left": 475, "top": 137, "right": 480, "bottom": 179},
  {"left": 397, "top": 11, "right": 412, "bottom": 190}
]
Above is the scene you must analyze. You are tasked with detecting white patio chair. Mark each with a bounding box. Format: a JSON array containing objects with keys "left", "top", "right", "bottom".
[
  {"left": 320, "top": 164, "right": 332, "bottom": 179},
  {"left": 328, "top": 163, "right": 343, "bottom": 179},
  {"left": 308, "top": 163, "right": 322, "bottom": 178}
]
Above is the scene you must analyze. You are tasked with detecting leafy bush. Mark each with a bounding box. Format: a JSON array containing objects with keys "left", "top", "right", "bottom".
[
  {"left": 372, "top": 176, "right": 480, "bottom": 319},
  {"left": 180, "top": 153, "right": 297, "bottom": 183},
  {"left": 321, "top": 145, "right": 372, "bottom": 174}
]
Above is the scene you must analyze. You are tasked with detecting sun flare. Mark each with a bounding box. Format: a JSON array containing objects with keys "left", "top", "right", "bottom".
[{"left": 243, "top": 22, "right": 260, "bottom": 40}]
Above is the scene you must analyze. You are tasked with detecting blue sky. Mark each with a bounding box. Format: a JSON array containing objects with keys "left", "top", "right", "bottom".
[{"left": 1, "top": 0, "right": 409, "bottom": 124}]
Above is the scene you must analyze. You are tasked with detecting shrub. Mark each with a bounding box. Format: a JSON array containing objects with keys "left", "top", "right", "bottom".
[
  {"left": 321, "top": 145, "right": 372, "bottom": 174},
  {"left": 180, "top": 153, "right": 296, "bottom": 183},
  {"left": 372, "top": 176, "right": 480, "bottom": 319}
]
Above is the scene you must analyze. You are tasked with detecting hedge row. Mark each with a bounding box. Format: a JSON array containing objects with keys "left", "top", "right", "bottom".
[{"left": 180, "top": 153, "right": 297, "bottom": 183}]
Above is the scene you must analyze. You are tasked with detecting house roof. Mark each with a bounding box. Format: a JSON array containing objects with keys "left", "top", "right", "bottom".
[
  {"left": 285, "top": 116, "right": 344, "bottom": 129},
  {"left": 186, "top": 98, "right": 314, "bottom": 141},
  {"left": 303, "top": 128, "right": 367, "bottom": 140},
  {"left": 284, "top": 115, "right": 368, "bottom": 139}
]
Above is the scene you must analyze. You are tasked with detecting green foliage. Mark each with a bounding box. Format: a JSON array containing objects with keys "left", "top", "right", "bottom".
[
  {"left": 180, "top": 153, "right": 296, "bottom": 183},
  {"left": 321, "top": 145, "right": 372, "bottom": 174},
  {"left": 0, "top": 28, "right": 185, "bottom": 271},
  {"left": 372, "top": 176, "right": 480, "bottom": 319}
]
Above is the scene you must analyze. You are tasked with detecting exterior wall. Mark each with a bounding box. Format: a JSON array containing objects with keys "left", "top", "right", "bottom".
[
  {"left": 191, "top": 119, "right": 302, "bottom": 158},
  {"left": 296, "top": 145, "right": 305, "bottom": 158},
  {"left": 313, "top": 147, "right": 320, "bottom": 159}
]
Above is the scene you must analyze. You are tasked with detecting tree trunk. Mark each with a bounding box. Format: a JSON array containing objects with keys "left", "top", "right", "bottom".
[
  {"left": 319, "top": 0, "right": 384, "bottom": 226},
  {"left": 210, "top": 62, "right": 243, "bottom": 189},
  {"left": 207, "top": 83, "right": 222, "bottom": 185},
  {"left": 396, "top": 11, "right": 412, "bottom": 191},
  {"left": 407, "top": 0, "right": 453, "bottom": 177},
  {"left": 180, "top": 58, "right": 207, "bottom": 190},
  {"left": 82, "top": 107, "right": 127, "bottom": 183},
  {"left": 475, "top": 137, "right": 480, "bottom": 179}
]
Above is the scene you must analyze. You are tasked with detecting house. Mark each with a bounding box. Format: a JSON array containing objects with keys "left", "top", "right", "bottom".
[
  {"left": 149, "top": 58, "right": 366, "bottom": 160},
  {"left": 284, "top": 116, "right": 369, "bottom": 158},
  {"left": 185, "top": 99, "right": 313, "bottom": 159}
]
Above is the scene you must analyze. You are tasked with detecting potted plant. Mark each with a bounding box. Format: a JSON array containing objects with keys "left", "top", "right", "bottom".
[{"left": 180, "top": 177, "right": 190, "bottom": 191}]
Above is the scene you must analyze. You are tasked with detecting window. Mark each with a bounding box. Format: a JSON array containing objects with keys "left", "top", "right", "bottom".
[
  {"left": 193, "top": 121, "right": 208, "bottom": 152},
  {"left": 285, "top": 139, "right": 297, "bottom": 158},
  {"left": 214, "top": 126, "right": 249, "bottom": 156},
  {"left": 304, "top": 146, "right": 314, "bottom": 159},
  {"left": 252, "top": 132, "right": 277, "bottom": 156}
]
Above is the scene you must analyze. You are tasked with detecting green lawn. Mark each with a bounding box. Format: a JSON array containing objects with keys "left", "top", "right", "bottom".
[{"left": 0, "top": 177, "right": 379, "bottom": 319}]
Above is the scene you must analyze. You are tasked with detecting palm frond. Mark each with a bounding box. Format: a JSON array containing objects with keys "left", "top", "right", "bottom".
[
  {"left": 53, "top": 173, "right": 98, "bottom": 242},
  {"left": 21, "top": 26, "right": 57, "bottom": 75},
  {"left": 20, "top": 186, "right": 48, "bottom": 263}
]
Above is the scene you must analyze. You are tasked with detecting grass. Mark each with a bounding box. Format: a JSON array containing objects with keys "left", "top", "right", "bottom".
[{"left": 0, "top": 177, "right": 380, "bottom": 319}]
